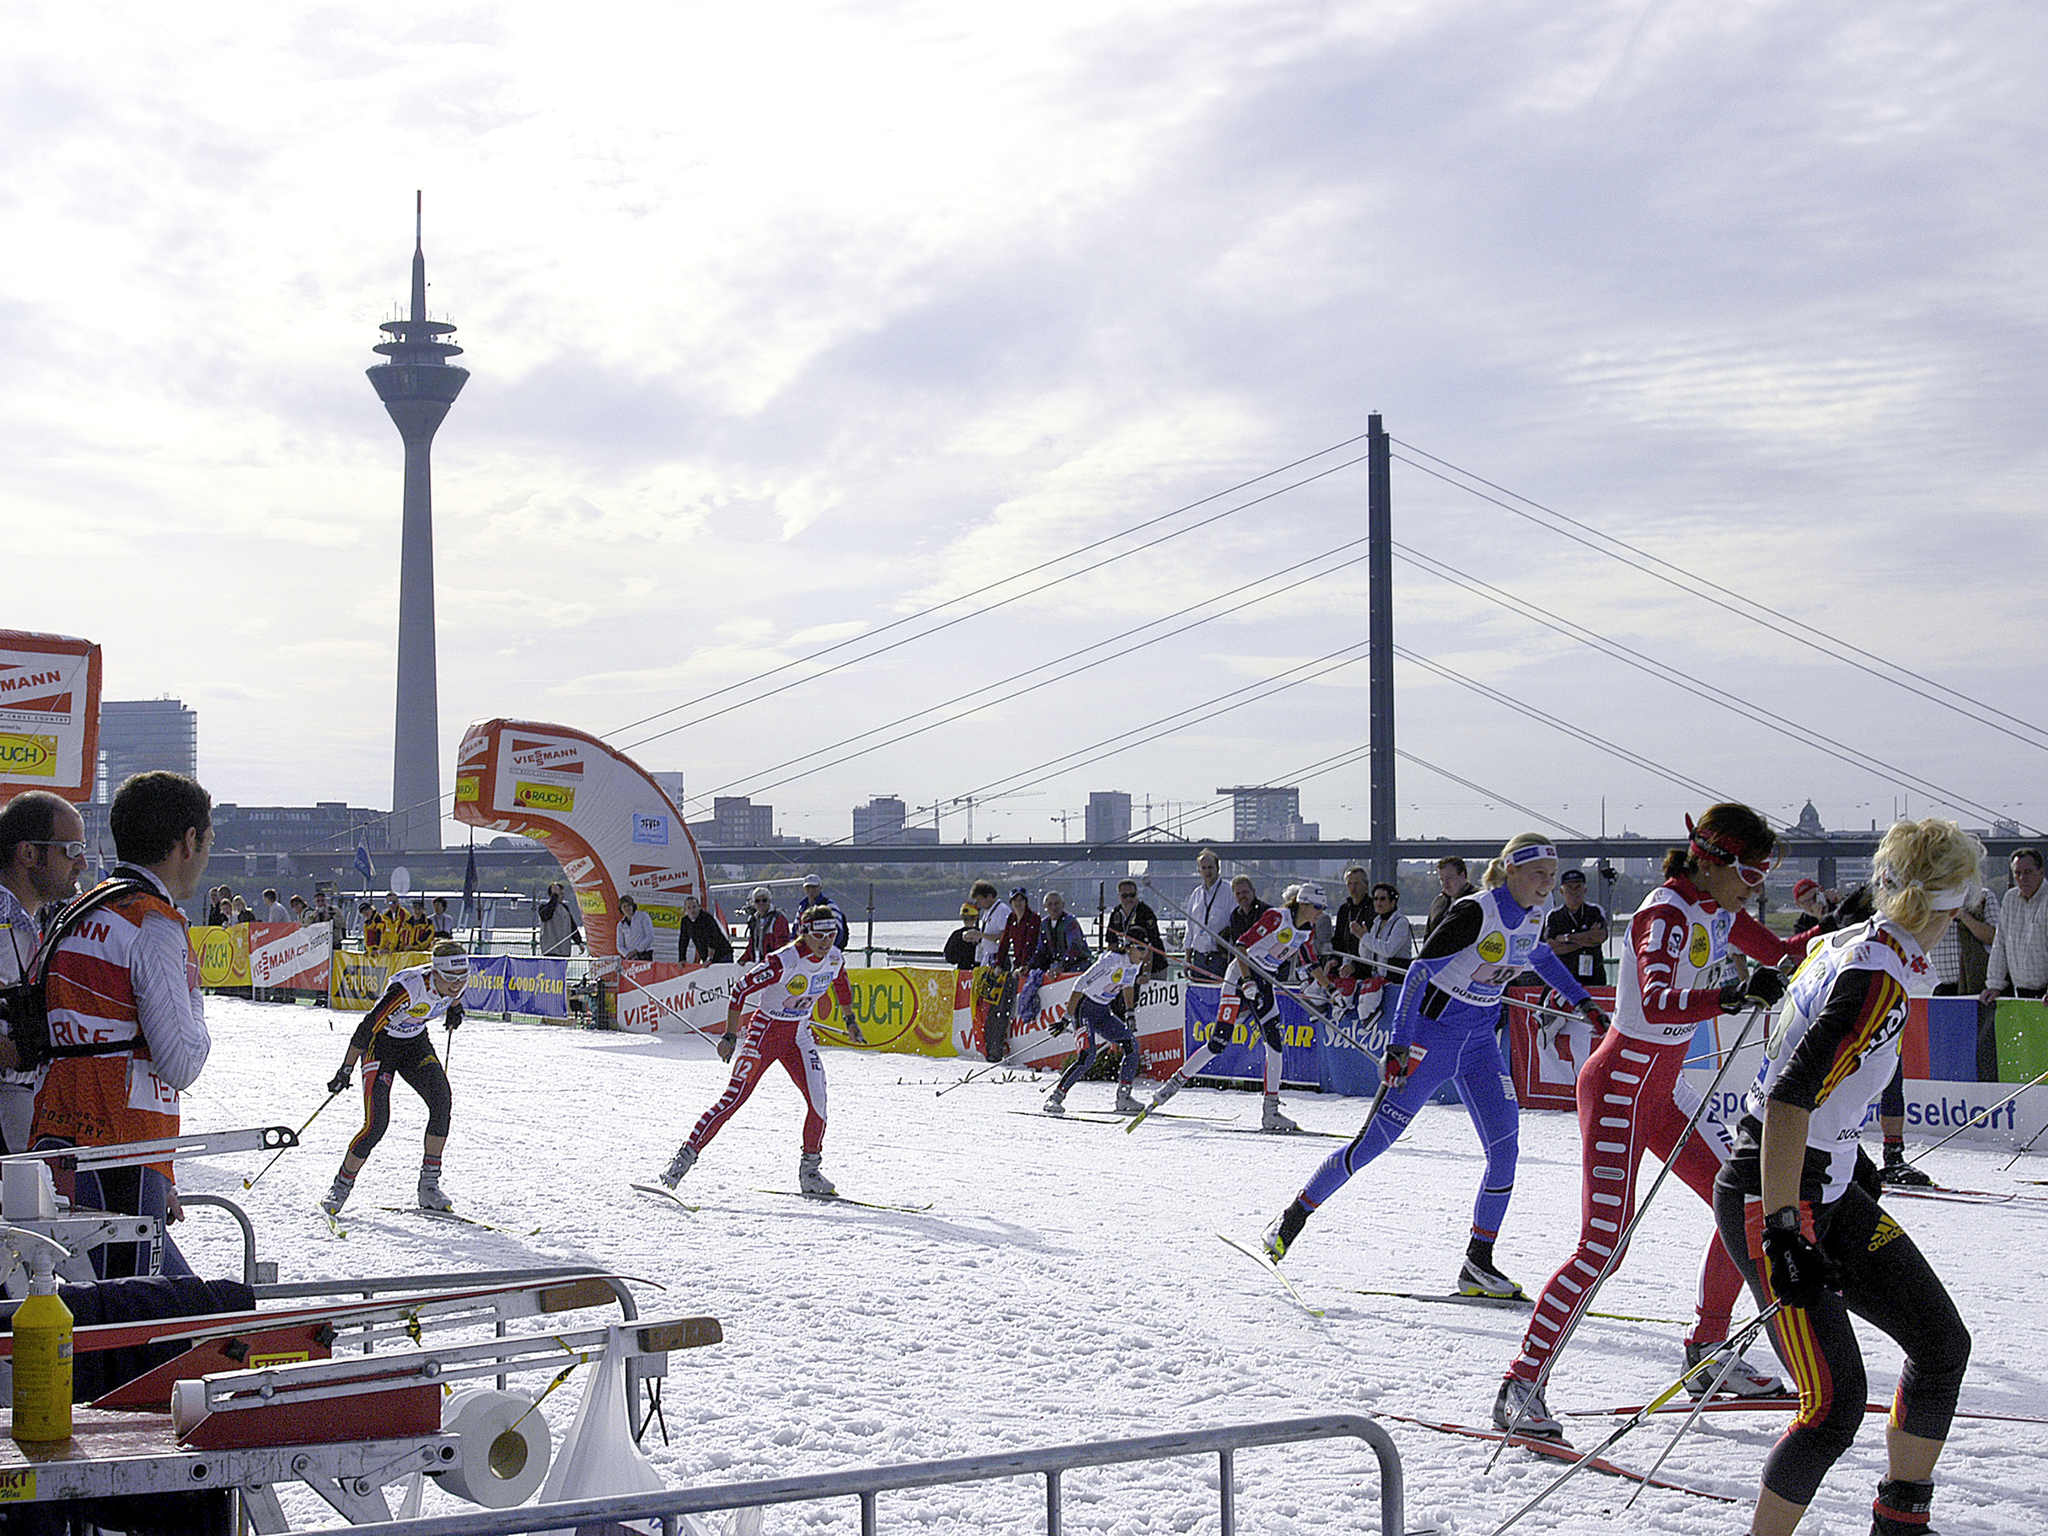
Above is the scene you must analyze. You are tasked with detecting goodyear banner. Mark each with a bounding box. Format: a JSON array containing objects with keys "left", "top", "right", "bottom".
[
  {"left": 248, "top": 922, "right": 331, "bottom": 991},
  {"left": 504, "top": 956, "right": 570, "bottom": 1018},
  {"left": 1181, "top": 981, "right": 1380, "bottom": 1094},
  {"left": 189, "top": 925, "right": 251, "bottom": 989},
  {"left": 0, "top": 629, "right": 102, "bottom": 801}
]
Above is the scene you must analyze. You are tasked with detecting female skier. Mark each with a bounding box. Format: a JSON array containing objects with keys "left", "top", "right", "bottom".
[
  {"left": 1140, "top": 880, "right": 1329, "bottom": 1133},
  {"left": 656, "top": 906, "right": 863, "bottom": 1196},
  {"left": 1042, "top": 932, "right": 1154, "bottom": 1117},
  {"left": 321, "top": 940, "right": 469, "bottom": 1214},
  {"left": 1715, "top": 817, "right": 1977, "bottom": 1536},
  {"left": 1261, "top": 835, "right": 1607, "bottom": 1297},
  {"left": 1497, "top": 801, "right": 1803, "bottom": 1438}
]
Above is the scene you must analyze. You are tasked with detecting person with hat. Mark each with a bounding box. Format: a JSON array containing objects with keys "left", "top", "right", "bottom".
[
  {"left": 742, "top": 885, "right": 791, "bottom": 962},
  {"left": 1261, "top": 835, "right": 1607, "bottom": 1305},
  {"left": 942, "top": 902, "right": 982, "bottom": 969},
  {"left": 1542, "top": 867, "right": 1608, "bottom": 988},
  {"left": 1496, "top": 803, "right": 1807, "bottom": 1439},
  {"left": 655, "top": 904, "right": 862, "bottom": 1198},
  {"left": 1043, "top": 931, "right": 1154, "bottom": 1117},
  {"left": 1791, "top": 877, "right": 1833, "bottom": 936},
  {"left": 796, "top": 873, "right": 850, "bottom": 952},
  {"left": 320, "top": 938, "right": 471, "bottom": 1215},
  {"left": 1140, "top": 878, "right": 1331, "bottom": 1133}
]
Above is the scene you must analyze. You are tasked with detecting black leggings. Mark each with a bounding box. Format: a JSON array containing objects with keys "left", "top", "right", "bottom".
[
  {"left": 348, "top": 1042, "right": 452, "bottom": 1162},
  {"left": 1712, "top": 1174, "right": 1969, "bottom": 1509}
]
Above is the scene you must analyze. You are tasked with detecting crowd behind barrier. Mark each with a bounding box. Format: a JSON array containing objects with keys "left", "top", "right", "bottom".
[{"left": 182, "top": 920, "right": 2048, "bottom": 1150}]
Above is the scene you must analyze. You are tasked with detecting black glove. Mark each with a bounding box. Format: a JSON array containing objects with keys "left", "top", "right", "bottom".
[
  {"left": 1852, "top": 1145, "right": 1884, "bottom": 1199},
  {"left": 1760, "top": 1207, "right": 1839, "bottom": 1308},
  {"left": 1049, "top": 1015, "right": 1070, "bottom": 1035},
  {"left": 1578, "top": 1000, "right": 1610, "bottom": 1030},
  {"left": 717, "top": 1032, "right": 737, "bottom": 1063},
  {"left": 327, "top": 1065, "right": 352, "bottom": 1095},
  {"left": 444, "top": 1003, "right": 463, "bottom": 1031},
  {"left": 1720, "top": 967, "right": 1787, "bottom": 1012}
]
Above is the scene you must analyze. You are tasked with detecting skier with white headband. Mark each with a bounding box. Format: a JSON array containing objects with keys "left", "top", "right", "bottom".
[
  {"left": 321, "top": 939, "right": 471, "bottom": 1214},
  {"left": 1261, "top": 834, "right": 1606, "bottom": 1297}
]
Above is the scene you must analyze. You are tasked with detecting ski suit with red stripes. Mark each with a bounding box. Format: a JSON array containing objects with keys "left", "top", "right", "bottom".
[
  {"left": 685, "top": 939, "right": 853, "bottom": 1157},
  {"left": 1510, "top": 875, "right": 1807, "bottom": 1382}
]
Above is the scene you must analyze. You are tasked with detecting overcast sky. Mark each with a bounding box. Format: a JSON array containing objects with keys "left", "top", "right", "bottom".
[{"left": 8, "top": 1, "right": 2045, "bottom": 852}]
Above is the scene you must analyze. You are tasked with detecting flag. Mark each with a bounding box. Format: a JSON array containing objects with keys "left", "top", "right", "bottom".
[
  {"left": 461, "top": 842, "right": 479, "bottom": 927},
  {"left": 353, "top": 843, "right": 375, "bottom": 886}
]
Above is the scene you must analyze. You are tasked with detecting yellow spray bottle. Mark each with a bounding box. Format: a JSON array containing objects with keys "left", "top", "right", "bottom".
[{"left": 5, "top": 1228, "right": 74, "bottom": 1443}]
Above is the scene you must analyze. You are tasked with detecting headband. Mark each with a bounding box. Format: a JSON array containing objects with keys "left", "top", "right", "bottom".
[
  {"left": 431, "top": 952, "right": 470, "bottom": 979},
  {"left": 1928, "top": 883, "right": 1974, "bottom": 912},
  {"left": 1506, "top": 843, "right": 1558, "bottom": 866}
]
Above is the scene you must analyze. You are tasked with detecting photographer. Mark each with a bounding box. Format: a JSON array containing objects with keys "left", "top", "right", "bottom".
[
  {"left": 32, "top": 772, "right": 213, "bottom": 1278},
  {"left": 538, "top": 880, "right": 582, "bottom": 957},
  {"left": 0, "top": 791, "right": 89, "bottom": 1152}
]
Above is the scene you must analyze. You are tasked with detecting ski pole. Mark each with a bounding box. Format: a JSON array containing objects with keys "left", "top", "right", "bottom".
[
  {"left": 1622, "top": 1306, "right": 1782, "bottom": 1510},
  {"left": 1488, "top": 1003, "right": 1768, "bottom": 1464},
  {"left": 1903, "top": 1064, "right": 2048, "bottom": 1165},
  {"left": 1489, "top": 1302, "right": 1782, "bottom": 1534},
  {"left": 1998, "top": 1084, "right": 2048, "bottom": 1170},
  {"left": 936, "top": 1034, "right": 1048, "bottom": 1097},
  {"left": 242, "top": 1086, "right": 344, "bottom": 1192}
]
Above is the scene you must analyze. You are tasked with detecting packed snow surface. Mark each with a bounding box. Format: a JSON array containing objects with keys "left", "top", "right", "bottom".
[{"left": 176, "top": 999, "right": 2048, "bottom": 1533}]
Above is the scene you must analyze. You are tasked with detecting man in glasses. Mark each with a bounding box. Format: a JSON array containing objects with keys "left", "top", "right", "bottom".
[
  {"left": 1182, "top": 850, "right": 1231, "bottom": 981},
  {"left": 33, "top": 771, "right": 214, "bottom": 1276},
  {"left": 0, "top": 791, "right": 90, "bottom": 1151},
  {"left": 1107, "top": 879, "right": 1165, "bottom": 977},
  {"left": 742, "top": 885, "right": 791, "bottom": 962}
]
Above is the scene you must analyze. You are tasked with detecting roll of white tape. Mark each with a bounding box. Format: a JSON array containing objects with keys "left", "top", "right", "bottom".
[
  {"left": 169, "top": 1379, "right": 209, "bottom": 1439},
  {"left": 433, "top": 1389, "right": 551, "bottom": 1509}
]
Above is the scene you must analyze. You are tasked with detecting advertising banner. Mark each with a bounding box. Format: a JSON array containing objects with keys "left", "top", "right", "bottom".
[
  {"left": 464, "top": 955, "right": 511, "bottom": 1015},
  {"left": 1180, "top": 982, "right": 1381, "bottom": 1096},
  {"left": 248, "top": 922, "right": 332, "bottom": 991},
  {"left": 1993, "top": 998, "right": 2048, "bottom": 1083},
  {"left": 0, "top": 630, "right": 102, "bottom": 802},
  {"left": 1504, "top": 986, "right": 1611, "bottom": 1112},
  {"left": 189, "top": 925, "right": 250, "bottom": 989},
  {"left": 505, "top": 956, "right": 571, "bottom": 1019},
  {"left": 615, "top": 961, "right": 739, "bottom": 1037},
  {"left": 452, "top": 719, "right": 709, "bottom": 965},
  {"left": 814, "top": 967, "right": 962, "bottom": 1058},
  {"left": 329, "top": 949, "right": 428, "bottom": 1012}
]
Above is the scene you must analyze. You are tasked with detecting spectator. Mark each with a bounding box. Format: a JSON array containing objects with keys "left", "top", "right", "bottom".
[
  {"left": 1543, "top": 868, "right": 1608, "bottom": 988},
  {"left": 796, "top": 873, "right": 850, "bottom": 952},
  {"left": 359, "top": 902, "right": 381, "bottom": 951},
  {"left": 1034, "top": 890, "right": 1091, "bottom": 972},
  {"left": 1221, "top": 874, "right": 1263, "bottom": 950},
  {"left": 742, "top": 886, "right": 791, "bottom": 962},
  {"left": 409, "top": 899, "right": 434, "bottom": 949},
  {"left": 616, "top": 895, "right": 657, "bottom": 961},
  {"left": 1107, "top": 878, "right": 1166, "bottom": 976},
  {"left": 0, "top": 791, "right": 89, "bottom": 1151},
  {"left": 1356, "top": 881, "right": 1415, "bottom": 981},
  {"left": 262, "top": 887, "right": 289, "bottom": 924},
  {"left": 230, "top": 896, "right": 254, "bottom": 926},
  {"left": 537, "top": 881, "right": 582, "bottom": 957},
  {"left": 678, "top": 892, "right": 734, "bottom": 965},
  {"left": 288, "top": 893, "right": 309, "bottom": 924},
  {"left": 970, "top": 878, "right": 1007, "bottom": 966},
  {"left": 1790, "top": 877, "right": 1832, "bottom": 935},
  {"left": 1981, "top": 848, "right": 2048, "bottom": 1000},
  {"left": 1425, "top": 857, "right": 1475, "bottom": 941},
  {"left": 942, "top": 903, "right": 981, "bottom": 969},
  {"left": 1331, "top": 867, "right": 1375, "bottom": 977},
  {"left": 1181, "top": 848, "right": 1232, "bottom": 981},
  {"left": 431, "top": 896, "right": 455, "bottom": 940},
  {"left": 205, "top": 885, "right": 231, "bottom": 926},
  {"left": 33, "top": 772, "right": 213, "bottom": 1277},
  {"left": 996, "top": 888, "right": 1042, "bottom": 972}
]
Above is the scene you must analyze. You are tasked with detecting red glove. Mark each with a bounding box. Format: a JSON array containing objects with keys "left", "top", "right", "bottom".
[{"left": 1382, "top": 1043, "right": 1425, "bottom": 1088}]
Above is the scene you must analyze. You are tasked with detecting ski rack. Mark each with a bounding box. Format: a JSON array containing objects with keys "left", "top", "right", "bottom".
[{"left": 320, "top": 1415, "right": 1405, "bottom": 1536}]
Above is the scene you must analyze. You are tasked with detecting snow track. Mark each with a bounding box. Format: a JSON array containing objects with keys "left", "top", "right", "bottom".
[{"left": 173, "top": 999, "right": 2048, "bottom": 1533}]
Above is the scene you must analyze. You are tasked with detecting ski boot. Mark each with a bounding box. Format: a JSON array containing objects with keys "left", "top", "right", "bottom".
[
  {"left": 1871, "top": 1477, "right": 1936, "bottom": 1535},
  {"left": 1880, "top": 1151, "right": 1933, "bottom": 1188},
  {"left": 1457, "top": 1242, "right": 1526, "bottom": 1300},
  {"left": 1042, "top": 1093, "right": 1067, "bottom": 1116},
  {"left": 1684, "top": 1337, "right": 1785, "bottom": 1399},
  {"left": 319, "top": 1175, "right": 354, "bottom": 1217},
  {"left": 1145, "top": 1073, "right": 1187, "bottom": 1115},
  {"left": 1261, "top": 1095, "right": 1298, "bottom": 1133},
  {"left": 1492, "top": 1375, "right": 1561, "bottom": 1439},
  {"left": 416, "top": 1168, "right": 454, "bottom": 1213},
  {"left": 1113, "top": 1084, "right": 1143, "bottom": 1115},
  {"left": 658, "top": 1144, "right": 698, "bottom": 1190},
  {"left": 1263, "top": 1201, "right": 1309, "bottom": 1262},
  {"left": 798, "top": 1151, "right": 837, "bottom": 1198}
]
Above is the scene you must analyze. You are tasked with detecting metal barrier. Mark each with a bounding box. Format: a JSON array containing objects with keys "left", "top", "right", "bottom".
[{"left": 337, "top": 1414, "right": 1403, "bottom": 1535}]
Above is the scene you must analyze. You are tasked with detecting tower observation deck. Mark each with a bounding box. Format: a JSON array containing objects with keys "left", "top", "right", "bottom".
[{"left": 367, "top": 192, "right": 468, "bottom": 853}]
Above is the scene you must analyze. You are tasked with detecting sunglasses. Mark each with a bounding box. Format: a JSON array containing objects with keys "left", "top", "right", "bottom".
[{"left": 28, "top": 839, "right": 88, "bottom": 859}]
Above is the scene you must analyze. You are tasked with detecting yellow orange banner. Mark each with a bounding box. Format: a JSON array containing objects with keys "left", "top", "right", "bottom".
[
  {"left": 329, "top": 949, "right": 428, "bottom": 1012},
  {"left": 188, "top": 925, "right": 250, "bottom": 989},
  {"left": 811, "top": 966, "right": 963, "bottom": 1058}
]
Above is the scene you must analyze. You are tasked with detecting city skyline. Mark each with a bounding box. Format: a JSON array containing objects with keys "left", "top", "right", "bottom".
[{"left": 7, "top": 4, "right": 2045, "bottom": 850}]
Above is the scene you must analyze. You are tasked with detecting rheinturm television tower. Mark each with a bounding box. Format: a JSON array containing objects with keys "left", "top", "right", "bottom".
[{"left": 367, "top": 192, "right": 467, "bottom": 854}]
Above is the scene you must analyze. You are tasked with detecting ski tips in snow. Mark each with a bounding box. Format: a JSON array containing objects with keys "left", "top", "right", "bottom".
[{"left": 1216, "top": 1231, "right": 1325, "bottom": 1318}]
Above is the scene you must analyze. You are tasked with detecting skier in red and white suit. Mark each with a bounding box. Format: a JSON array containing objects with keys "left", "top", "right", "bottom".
[
  {"left": 656, "top": 907, "right": 863, "bottom": 1197},
  {"left": 1496, "top": 801, "right": 1813, "bottom": 1438}
]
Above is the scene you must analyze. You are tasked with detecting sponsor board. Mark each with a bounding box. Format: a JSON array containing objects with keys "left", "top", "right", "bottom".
[
  {"left": 189, "top": 925, "right": 251, "bottom": 989},
  {"left": 248, "top": 922, "right": 333, "bottom": 990},
  {"left": 0, "top": 732, "right": 57, "bottom": 778},
  {"left": 0, "top": 629, "right": 101, "bottom": 799},
  {"left": 514, "top": 780, "right": 575, "bottom": 813}
]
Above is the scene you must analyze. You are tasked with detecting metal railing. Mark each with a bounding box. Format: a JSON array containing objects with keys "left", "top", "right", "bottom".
[{"left": 334, "top": 1415, "right": 1402, "bottom": 1535}]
